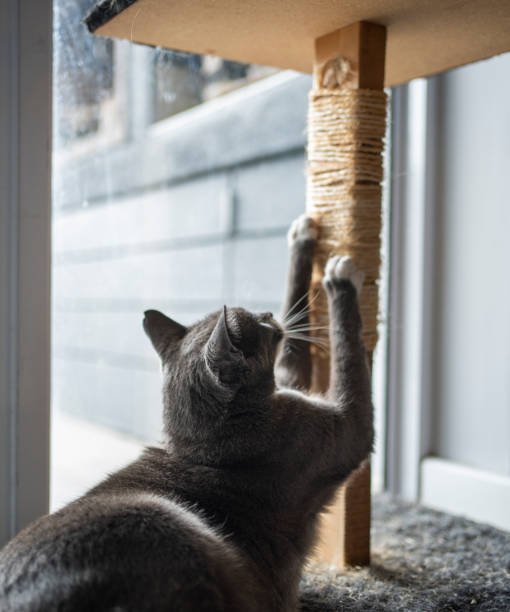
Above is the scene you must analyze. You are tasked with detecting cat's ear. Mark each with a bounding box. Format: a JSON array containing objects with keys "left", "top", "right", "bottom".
[
  {"left": 205, "top": 306, "right": 247, "bottom": 388},
  {"left": 143, "top": 310, "right": 186, "bottom": 357}
]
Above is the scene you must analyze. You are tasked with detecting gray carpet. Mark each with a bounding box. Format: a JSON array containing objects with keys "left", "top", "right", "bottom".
[{"left": 300, "top": 494, "right": 510, "bottom": 611}]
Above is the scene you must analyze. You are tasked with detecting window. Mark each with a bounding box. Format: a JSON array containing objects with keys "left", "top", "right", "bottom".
[{"left": 51, "top": 0, "right": 306, "bottom": 510}]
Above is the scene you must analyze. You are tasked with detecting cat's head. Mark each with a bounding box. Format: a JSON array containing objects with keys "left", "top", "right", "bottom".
[{"left": 143, "top": 307, "right": 283, "bottom": 444}]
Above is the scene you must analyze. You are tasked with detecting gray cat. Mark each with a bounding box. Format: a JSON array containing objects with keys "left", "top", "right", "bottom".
[{"left": 0, "top": 215, "right": 373, "bottom": 612}]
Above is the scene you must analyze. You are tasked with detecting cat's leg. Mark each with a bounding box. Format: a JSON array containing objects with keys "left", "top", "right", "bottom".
[
  {"left": 323, "top": 256, "right": 372, "bottom": 449},
  {"left": 271, "top": 256, "right": 372, "bottom": 508},
  {"left": 275, "top": 214, "right": 317, "bottom": 390}
]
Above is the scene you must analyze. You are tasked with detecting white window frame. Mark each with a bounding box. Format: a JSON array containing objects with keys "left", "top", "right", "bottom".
[
  {"left": 0, "top": 0, "right": 52, "bottom": 546},
  {"left": 384, "top": 77, "right": 439, "bottom": 500}
]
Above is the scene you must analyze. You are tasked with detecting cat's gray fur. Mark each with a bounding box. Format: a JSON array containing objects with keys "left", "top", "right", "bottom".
[{"left": 0, "top": 215, "right": 373, "bottom": 611}]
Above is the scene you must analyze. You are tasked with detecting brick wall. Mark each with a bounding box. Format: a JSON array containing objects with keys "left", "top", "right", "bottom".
[{"left": 52, "top": 72, "right": 312, "bottom": 442}]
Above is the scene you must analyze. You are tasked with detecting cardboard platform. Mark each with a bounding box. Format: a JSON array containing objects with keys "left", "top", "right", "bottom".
[{"left": 86, "top": 0, "right": 510, "bottom": 86}]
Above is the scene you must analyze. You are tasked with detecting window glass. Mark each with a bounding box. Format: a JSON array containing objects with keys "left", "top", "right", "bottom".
[
  {"left": 152, "top": 50, "right": 277, "bottom": 122},
  {"left": 51, "top": 0, "right": 307, "bottom": 510}
]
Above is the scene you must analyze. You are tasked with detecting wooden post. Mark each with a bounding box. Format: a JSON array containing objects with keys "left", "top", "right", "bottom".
[{"left": 309, "top": 21, "right": 386, "bottom": 568}]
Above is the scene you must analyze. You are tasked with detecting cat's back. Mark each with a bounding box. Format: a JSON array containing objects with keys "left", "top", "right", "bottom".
[{"left": 0, "top": 456, "right": 260, "bottom": 612}]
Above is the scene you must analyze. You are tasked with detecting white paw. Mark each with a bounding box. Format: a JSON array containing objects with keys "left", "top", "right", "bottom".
[
  {"left": 287, "top": 215, "right": 318, "bottom": 247},
  {"left": 323, "top": 256, "right": 365, "bottom": 296}
]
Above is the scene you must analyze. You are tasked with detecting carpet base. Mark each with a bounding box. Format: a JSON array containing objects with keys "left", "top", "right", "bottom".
[{"left": 300, "top": 493, "right": 510, "bottom": 611}]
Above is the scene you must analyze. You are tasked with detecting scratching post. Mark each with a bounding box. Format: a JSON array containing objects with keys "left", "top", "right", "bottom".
[{"left": 306, "top": 22, "right": 387, "bottom": 568}]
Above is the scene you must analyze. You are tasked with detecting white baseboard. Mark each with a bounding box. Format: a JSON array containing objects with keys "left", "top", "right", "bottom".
[{"left": 421, "top": 457, "right": 510, "bottom": 532}]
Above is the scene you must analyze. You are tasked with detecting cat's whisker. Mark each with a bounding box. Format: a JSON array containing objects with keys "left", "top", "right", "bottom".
[
  {"left": 283, "top": 291, "right": 315, "bottom": 324},
  {"left": 291, "top": 332, "right": 329, "bottom": 344},
  {"left": 282, "top": 291, "right": 310, "bottom": 322},
  {"left": 284, "top": 309, "right": 319, "bottom": 331},
  {"left": 285, "top": 332, "right": 330, "bottom": 352},
  {"left": 285, "top": 324, "right": 329, "bottom": 333},
  {"left": 283, "top": 303, "right": 310, "bottom": 328},
  {"left": 286, "top": 330, "right": 329, "bottom": 341},
  {"left": 283, "top": 291, "right": 321, "bottom": 328},
  {"left": 286, "top": 340, "right": 329, "bottom": 354}
]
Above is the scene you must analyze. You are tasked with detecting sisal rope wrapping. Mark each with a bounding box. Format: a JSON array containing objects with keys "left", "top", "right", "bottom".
[{"left": 306, "top": 87, "right": 387, "bottom": 389}]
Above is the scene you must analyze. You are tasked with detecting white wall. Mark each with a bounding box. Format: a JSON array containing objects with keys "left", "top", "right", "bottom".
[
  {"left": 419, "top": 52, "right": 510, "bottom": 530},
  {"left": 386, "top": 53, "right": 510, "bottom": 531},
  {"left": 431, "top": 53, "right": 510, "bottom": 477}
]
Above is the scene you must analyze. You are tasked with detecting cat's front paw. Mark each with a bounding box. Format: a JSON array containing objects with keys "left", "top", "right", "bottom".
[
  {"left": 287, "top": 215, "right": 318, "bottom": 247},
  {"left": 323, "top": 256, "right": 365, "bottom": 296}
]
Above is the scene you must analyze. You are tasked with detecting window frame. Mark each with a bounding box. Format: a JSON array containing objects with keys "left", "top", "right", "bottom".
[
  {"left": 0, "top": 0, "right": 52, "bottom": 545},
  {"left": 384, "top": 77, "right": 439, "bottom": 500}
]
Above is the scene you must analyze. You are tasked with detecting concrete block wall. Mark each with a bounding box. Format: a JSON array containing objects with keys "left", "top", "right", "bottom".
[{"left": 52, "top": 73, "right": 311, "bottom": 442}]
